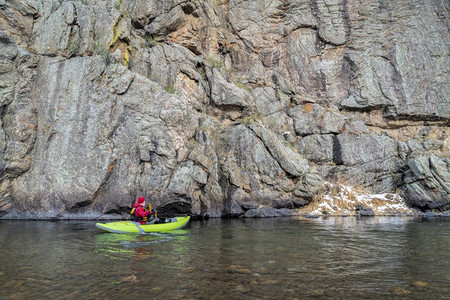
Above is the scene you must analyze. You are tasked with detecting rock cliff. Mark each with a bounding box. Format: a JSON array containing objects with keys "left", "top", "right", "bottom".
[{"left": 0, "top": 0, "right": 448, "bottom": 219}]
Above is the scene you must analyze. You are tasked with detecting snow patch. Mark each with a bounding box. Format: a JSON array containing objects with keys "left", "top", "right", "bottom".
[{"left": 303, "top": 182, "right": 413, "bottom": 215}]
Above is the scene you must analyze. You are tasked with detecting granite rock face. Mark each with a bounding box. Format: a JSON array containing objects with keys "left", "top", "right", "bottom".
[
  {"left": 0, "top": 0, "right": 448, "bottom": 218},
  {"left": 404, "top": 156, "right": 450, "bottom": 211}
]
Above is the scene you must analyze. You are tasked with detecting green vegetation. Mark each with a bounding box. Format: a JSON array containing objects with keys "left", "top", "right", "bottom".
[
  {"left": 107, "top": 14, "right": 132, "bottom": 66},
  {"left": 93, "top": 41, "right": 110, "bottom": 61},
  {"left": 234, "top": 80, "right": 251, "bottom": 91},
  {"left": 240, "top": 113, "right": 262, "bottom": 125},
  {"left": 114, "top": 0, "right": 122, "bottom": 10},
  {"left": 285, "top": 141, "right": 297, "bottom": 151},
  {"left": 67, "top": 38, "right": 79, "bottom": 55},
  {"left": 165, "top": 84, "right": 177, "bottom": 94},
  {"left": 146, "top": 35, "right": 163, "bottom": 47},
  {"left": 211, "top": 0, "right": 226, "bottom": 6},
  {"left": 206, "top": 56, "right": 223, "bottom": 69}
]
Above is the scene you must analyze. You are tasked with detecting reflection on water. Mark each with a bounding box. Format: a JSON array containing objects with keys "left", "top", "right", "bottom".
[
  {"left": 95, "top": 231, "right": 190, "bottom": 261},
  {"left": 0, "top": 217, "right": 449, "bottom": 299}
]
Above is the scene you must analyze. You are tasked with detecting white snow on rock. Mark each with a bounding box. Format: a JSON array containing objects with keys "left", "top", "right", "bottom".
[{"left": 301, "top": 182, "right": 414, "bottom": 215}]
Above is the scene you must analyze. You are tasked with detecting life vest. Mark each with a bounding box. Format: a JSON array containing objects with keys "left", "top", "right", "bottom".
[{"left": 130, "top": 205, "right": 148, "bottom": 222}]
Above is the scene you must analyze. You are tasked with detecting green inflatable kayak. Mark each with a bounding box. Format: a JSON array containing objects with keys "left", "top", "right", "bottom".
[{"left": 96, "top": 216, "right": 190, "bottom": 233}]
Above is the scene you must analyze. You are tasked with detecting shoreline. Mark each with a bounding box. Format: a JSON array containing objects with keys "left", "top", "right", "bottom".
[{"left": 1, "top": 212, "right": 449, "bottom": 221}]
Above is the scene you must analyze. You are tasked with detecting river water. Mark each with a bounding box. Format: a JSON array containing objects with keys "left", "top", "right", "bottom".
[{"left": 1, "top": 217, "right": 449, "bottom": 299}]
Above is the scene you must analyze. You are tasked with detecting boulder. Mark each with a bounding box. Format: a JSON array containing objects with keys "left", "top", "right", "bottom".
[
  {"left": 229, "top": 200, "right": 245, "bottom": 217},
  {"left": 403, "top": 156, "right": 450, "bottom": 210},
  {"left": 357, "top": 208, "right": 375, "bottom": 217},
  {"left": 294, "top": 172, "right": 324, "bottom": 201},
  {"left": 240, "top": 201, "right": 260, "bottom": 211},
  {"left": 244, "top": 207, "right": 280, "bottom": 218},
  {"left": 272, "top": 199, "right": 294, "bottom": 209}
]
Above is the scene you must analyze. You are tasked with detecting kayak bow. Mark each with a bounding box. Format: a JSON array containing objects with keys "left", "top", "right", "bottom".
[{"left": 96, "top": 216, "right": 190, "bottom": 233}]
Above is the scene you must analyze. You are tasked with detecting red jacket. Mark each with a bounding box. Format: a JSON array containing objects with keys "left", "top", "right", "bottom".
[{"left": 132, "top": 203, "right": 152, "bottom": 224}]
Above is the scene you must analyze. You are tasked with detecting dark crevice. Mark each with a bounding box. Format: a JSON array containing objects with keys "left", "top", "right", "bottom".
[
  {"left": 131, "top": 19, "right": 144, "bottom": 30},
  {"left": 157, "top": 200, "right": 192, "bottom": 217},
  {"left": 342, "top": 54, "right": 358, "bottom": 81},
  {"left": 181, "top": 3, "right": 195, "bottom": 15},
  {"left": 186, "top": 44, "right": 202, "bottom": 55},
  {"left": 314, "top": 31, "right": 326, "bottom": 53},
  {"left": 341, "top": 0, "right": 351, "bottom": 38},
  {"left": 147, "top": 17, "right": 156, "bottom": 26},
  {"left": 332, "top": 134, "right": 343, "bottom": 165},
  {"left": 218, "top": 168, "right": 231, "bottom": 215},
  {"left": 216, "top": 104, "right": 245, "bottom": 112},
  {"left": 339, "top": 104, "right": 387, "bottom": 113},
  {"left": 70, "top": 200, "right": 92, "bottom": 211},
  {"left": 383, "top": 113, "right": 450, "bottom": 123}
]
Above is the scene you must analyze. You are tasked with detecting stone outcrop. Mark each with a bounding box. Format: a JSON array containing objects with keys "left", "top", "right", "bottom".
[
  {"left": 404, "top": 156, "right": 450, "bottom": 211},
  {"left": 0, "top": 0, "right": 448, "bottom": 219}
]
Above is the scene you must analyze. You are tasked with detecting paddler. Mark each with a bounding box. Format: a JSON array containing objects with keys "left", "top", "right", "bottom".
[{"left": 130, "top": 197, "right": 153, "bottom": 224}]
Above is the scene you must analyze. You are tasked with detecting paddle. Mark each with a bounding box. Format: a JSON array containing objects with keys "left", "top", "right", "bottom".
[{"left": 147, "top": 203, "right": 159, "bottom": 223}]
